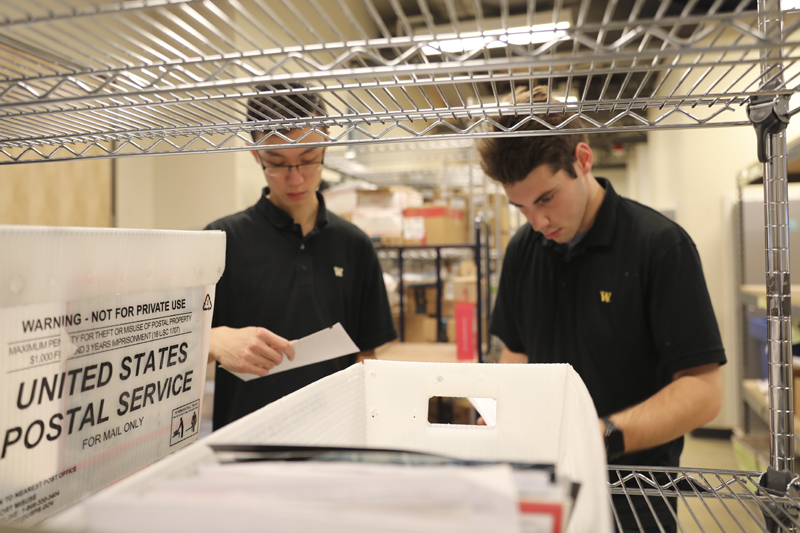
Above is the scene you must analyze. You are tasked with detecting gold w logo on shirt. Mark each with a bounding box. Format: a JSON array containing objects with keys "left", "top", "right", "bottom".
[
  {"left": 600, "top": 291, "right": 612, "bottom": 303},
  {"left": 334, "top": 266, "right": 344, "bottom": 278}
]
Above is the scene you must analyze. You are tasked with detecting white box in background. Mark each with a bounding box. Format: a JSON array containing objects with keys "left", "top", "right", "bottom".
[
  {"left": 350, "top": 208, "right": 404, "bottom": 237},
  {"left": 323, "top": 187, "right": 423, "bottom": 216},
  {"left": 0, "top": 226, "right": 225, "bottom": 526},
  {"left": 54, "top": 360, "right": 611, "bottom": 533}
]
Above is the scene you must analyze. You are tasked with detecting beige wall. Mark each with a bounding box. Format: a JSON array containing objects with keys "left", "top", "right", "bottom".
[
  {"left": 115, "top": 156, "right": 155, "bottom": 229},
  {"left": 644, "top": 118, "right": 760, "bottom": 429},
  {"left": 115, "top": 150, "right": 266, "bottom": 230},
  {"left": 0, "top": 159, "right": 112, "bottom": 227},
  {"left": 595, "top": 167, "right": 628, "bottom": 197}
]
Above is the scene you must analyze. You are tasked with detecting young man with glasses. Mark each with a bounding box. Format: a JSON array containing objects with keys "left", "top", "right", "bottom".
[{"left": 205, "top": 85, "right": 397, "bottom": 430}]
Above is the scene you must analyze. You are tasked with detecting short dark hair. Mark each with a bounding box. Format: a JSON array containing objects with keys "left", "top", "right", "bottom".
[
  {"left": 245, "top": 83, "right": 327, "bottom": 141},
  {"left": 475, "top": 85, "right": 588, "bottom": 185}
]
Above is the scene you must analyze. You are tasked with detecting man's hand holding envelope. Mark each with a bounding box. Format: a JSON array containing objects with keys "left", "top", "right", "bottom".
[
  {"left": 209, "top": 326, "right": 295, "bottom": 378},
  {"left": 210, "top": 323, "right": 359, "bottom": 382}
]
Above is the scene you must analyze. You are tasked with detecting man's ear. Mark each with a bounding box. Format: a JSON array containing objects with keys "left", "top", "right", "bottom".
[
  {"left": 251, "top": 131, "right": 265, "bottom": 162},
  {"left": 574, "top": 142, "right": 593, "bottom": 174}
]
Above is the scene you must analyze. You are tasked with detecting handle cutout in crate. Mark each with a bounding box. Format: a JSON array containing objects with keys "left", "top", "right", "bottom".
[{"left": 427, "top": 396, "right": 497, "bottom": 426}]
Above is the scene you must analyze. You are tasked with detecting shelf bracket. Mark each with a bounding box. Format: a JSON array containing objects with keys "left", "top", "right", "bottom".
[
  {"left": 747, "top": 79, "right": 790, "bottom": 164},
  {"left": 758, "top": 466, "right": 800, "bottom": 531}
]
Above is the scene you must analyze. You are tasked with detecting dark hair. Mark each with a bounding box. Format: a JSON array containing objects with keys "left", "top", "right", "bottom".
[
  {"left": 245, "top": 83, "right": 327, "bottom": 141},
  {"left": 475, "top": 85, "right": 588, "bottom": 185}
]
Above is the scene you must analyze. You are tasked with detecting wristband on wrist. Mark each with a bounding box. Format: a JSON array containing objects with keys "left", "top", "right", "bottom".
[{"left": 602, "top": 416, "right": 625, "bottom": 462}]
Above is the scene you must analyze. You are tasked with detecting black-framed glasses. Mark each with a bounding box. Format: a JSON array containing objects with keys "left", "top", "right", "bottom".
[{"left": 260, "top": 159, "right": 324, "bottom": 178}]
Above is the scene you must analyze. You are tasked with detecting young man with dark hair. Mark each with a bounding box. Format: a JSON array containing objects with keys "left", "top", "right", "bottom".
[
  {"left": 477, "top": 85, "right": 726, "bottom": 532},
  {"left": 205, "top": 84, "right": 397, "bottom": 430}
]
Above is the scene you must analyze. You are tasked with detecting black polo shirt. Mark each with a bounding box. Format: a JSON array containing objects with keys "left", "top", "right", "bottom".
[
  {"left": 491, "top": 178, "right": 726, "bottom": 468},
  {"left": 206, "top": 188, "right": 397, "bottom": 430}
]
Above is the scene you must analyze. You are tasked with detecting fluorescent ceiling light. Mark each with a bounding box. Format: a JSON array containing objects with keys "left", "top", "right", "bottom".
[
  {"left": 782, "top": 0, "right": 800, "bottom": 9},
  {"left": 422, "top": 22, "right": 571, "bottom": 56}
]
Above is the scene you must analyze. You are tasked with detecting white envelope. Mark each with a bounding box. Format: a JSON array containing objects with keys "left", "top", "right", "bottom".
[
  {"left": 468, "top": 397, "right": 497, "bottom": 427},
  {"left": 228, "top": 323, "right": 359, "bottom": 381}
]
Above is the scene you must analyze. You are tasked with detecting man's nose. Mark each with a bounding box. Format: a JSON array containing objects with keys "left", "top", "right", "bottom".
[
  {"left": 286, "top": 166, "right": 304, "bottom": 183},
  {"left": 528, "top": 211, "right": 548, "bottom": 232}
]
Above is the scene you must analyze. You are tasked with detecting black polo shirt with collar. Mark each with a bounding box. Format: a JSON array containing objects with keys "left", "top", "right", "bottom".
[
  {"left": 491, "top": 178, "right": 726, "bottom": 468},
  {"left": 206, "top": 188, "right": 397, "bottom": 430}
]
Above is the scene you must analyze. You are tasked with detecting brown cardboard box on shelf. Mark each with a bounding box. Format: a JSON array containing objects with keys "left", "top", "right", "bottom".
[
  {"left": 454, "top": 275, "right": 478, "bottom": 303},
  {"left": 446, "top": 316, "right": 456, "bottom": 342},
  {"left": 403, "top": 312, "right": 439, "bottom": 343},
  {"left": 403, "top": 285, "right": 430, "bottom": 315},
  {"left": 403, "top": 206, "right": 468, "bottom": 245},
  {"left": 458, "top": 260, "right": 477, "bottom": 276},
  {"left": 425, "top": 298, "right": 454, "bottom": 318},
  {"left": 404, "top": 285, "right": 455, "bottom": 318},
  {"left": 423, "top": 286, "right": 454, "bottom": 318},
  {"left": 376, "top": 235, "right": 404, "bottom": 247},
  {"left": 794, "top": 366, "right": 800, "bottom": 420}
]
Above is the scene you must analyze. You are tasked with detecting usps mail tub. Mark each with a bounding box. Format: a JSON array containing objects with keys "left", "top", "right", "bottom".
[
  {"left": 0, "top": 225, "right": 224, "bottom": 526},
  {"left": 52, "top": 360, "right": 610, "bottom": 533}
]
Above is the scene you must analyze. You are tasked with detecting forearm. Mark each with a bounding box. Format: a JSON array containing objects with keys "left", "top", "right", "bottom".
[
  {"left": 355, "top": 349, "right": 376, "bottom": 363},
  {"left": 208, "top": 327, "right": 223, "bottom": 363},
  {"left": 498, "top": 346, "right": 528, "bottom": 364},
  {"left": 608, "top": 364, "right": 722, "bottom": 454}
]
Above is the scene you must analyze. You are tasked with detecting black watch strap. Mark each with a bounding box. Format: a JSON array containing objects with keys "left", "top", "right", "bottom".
[{"left": 602, "top": 416, "right": 625, "bottom": 462}]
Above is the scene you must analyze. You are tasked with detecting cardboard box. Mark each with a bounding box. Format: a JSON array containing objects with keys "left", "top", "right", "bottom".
[
  {"left": 454, "top": 276, "right": 478, "bottom": 304},
  {"left": 446, "top": 316, "right": 456, "bottom": 343},
  {"left": 404, "top": 285, "right": 430, "bottom": 315},
  {"left": 794, "top": 368, "right": 800, "bottom": 420},
  {"left": 350, "top": 208, "right": 404, "bottom": 238},
  {"left": 375, "top": 235, "right": 404, "bottom": 247},
  {"left": 403, "top": 313, "right": 439, "bottom": 343},
  {"left": 405, "top": 285, "right": 455, "bottom": 318},
  {"left": 324, "top": 187, "right": 423, "bottom": 216},
  {"left": 404, "top": 206, "right": 468, "bottom": 245},
  {"left": 60, "top": 361, "right": 612, "bottom": 533},
  {"left": 458, "top": 260, "right": 477, "bottom": 277},
  {"left": 0, "top": 226, "right": 225, "bottom": 526}
]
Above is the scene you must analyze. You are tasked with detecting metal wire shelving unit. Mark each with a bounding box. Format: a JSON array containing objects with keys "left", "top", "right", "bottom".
[
  {"left": 1, "top": 0, "right": 800, "bottom": 163},
  {"left": 3, "top": 0, "right": 800, "bottom": 530}
]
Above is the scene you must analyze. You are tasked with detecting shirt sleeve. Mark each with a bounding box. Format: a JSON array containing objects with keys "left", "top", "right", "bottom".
[
  {"left": 353, "top": 241, "right": 398, "bottom": 351},
  {"left": 648, "top": 237, "right": 727, "bottom": 378},
  {"left": 489, "top": 238, "right": 527, "bottom": 356}
]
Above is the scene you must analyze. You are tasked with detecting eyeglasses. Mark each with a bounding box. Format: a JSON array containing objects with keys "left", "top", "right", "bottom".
[{"left": 260, "top": 159, "right": 324, "bottom": 178}]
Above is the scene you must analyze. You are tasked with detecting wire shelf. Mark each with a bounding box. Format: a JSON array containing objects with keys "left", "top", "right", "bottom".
[
  {"left": 0, "top": 0, "right": 798, "bottom": 163},
  {"left": 609, "top": 465, "right": 800, "bottom": 532}
]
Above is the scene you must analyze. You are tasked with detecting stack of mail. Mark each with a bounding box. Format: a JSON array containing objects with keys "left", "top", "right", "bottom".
[{"left": 84, "top": 460, "right": 522, "bottom": 533}]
